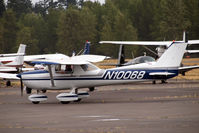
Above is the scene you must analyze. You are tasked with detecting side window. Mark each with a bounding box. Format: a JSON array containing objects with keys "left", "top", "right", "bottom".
[
  {"left": 55, "top": 65, "right": 61, "bottom": 71},
  {"left": 65, "top": 65, "right": 73, "bottom": 73},
  {"left": 80, "top": 64, "right": 98, "bottom": 71},
  {"left": 55, "top": 65, "right": 73, "bottom": 74},
  {"left": 81, "top": 65, "right": 88, "bottom": 71}
]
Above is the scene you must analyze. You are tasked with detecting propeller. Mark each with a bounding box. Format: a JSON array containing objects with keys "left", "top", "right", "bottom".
[
  {"left": 20, "top": 76, "right": 23, "bottom": 96},
  {"left": 17, "top": 73, "right": 23, "bottom": 97}
]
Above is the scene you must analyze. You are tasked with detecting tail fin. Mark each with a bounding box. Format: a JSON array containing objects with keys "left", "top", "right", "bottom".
[
  {"left": 83, "top": 41, "right": 90, "bottom": 55},
  {"left": 155, "top": 42, "right": 187, "bottom": 67},
  {"left": 183, "top": 31, "right": 188, "bottom": 43},
  {"left": 9, "top": 44, "right": 26, "bottom": 67},
  {"left": 17, "top": 44, "right": 26, "bottom": 54}
]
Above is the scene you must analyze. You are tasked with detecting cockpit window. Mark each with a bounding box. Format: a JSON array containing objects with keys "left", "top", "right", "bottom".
[
  {"left": 124, "top": 56, "right": 155, "bottom": 65},
  {"left": 80, "top": 64, "right": 98, "bottom": 71},
  {"left": 55, "top": 64, "right": 73, "bottom": 74}
]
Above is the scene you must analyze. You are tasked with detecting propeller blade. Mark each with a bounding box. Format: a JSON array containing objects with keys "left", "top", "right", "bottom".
[{"left": 20, "top": 77, "right": 23, "bottom": 96}]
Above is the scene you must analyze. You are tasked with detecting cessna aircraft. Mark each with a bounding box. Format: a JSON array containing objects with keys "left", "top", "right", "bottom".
[
  {"left": 100, "top": 32, "right": 199, "bottom": 80},
  {"left": 0, "top": 44, "right": 26, "bottom": 86},
  {"left": 0, "top": 44, "right": 26, "bottom": 72},
  {"left": 17, "top": 40, "right": 190, "bottom": 104},
  {"left": 0, "top": 41, "right": 94, "bottom": 86}
]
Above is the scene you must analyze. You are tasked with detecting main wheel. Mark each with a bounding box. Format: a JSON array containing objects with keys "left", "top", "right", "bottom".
[
  {"left": 60, "top": 101, "right": 70, "bottom": 104},
  {"left": 32, "top": 101, "right": 40, "bottom": 104},
  {"left": 6, "top": 81, "right": 11, "bottom": 86},
  {"left": 26, "top": 87, "right": 32, "bottom": 94}
]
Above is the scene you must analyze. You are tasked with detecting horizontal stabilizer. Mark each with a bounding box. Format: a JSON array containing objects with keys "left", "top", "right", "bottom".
[
  {"left": 179, "top": 65, "right": 199, "bottom": 75},
  {"left": 149, "top": 72, "right": 176, "bottom": 76}
]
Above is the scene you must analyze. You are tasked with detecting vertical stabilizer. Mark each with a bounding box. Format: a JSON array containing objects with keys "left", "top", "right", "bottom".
[
  {"left": 11, "top": 44, "right": 26, "bottom": 67},
  {"left": 83, "top": 41, "right": 90, "bottom": 55},
  {"left": 155, "top": 42, "right": 187, "bottom": 68},
  {"left": 183, "top": 31, "right": 188, "bottom": 43},
  {"left": 17, "top": 44, "right": 26, "bottom": 54}
]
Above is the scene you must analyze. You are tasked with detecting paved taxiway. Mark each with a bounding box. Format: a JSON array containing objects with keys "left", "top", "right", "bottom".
[{"left": 0, "top": 79, "right": 199, "bottom": 133}]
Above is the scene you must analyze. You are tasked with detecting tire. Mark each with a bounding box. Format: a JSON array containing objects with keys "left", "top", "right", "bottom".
[
  {"left": 32, "top": 101, "right": 40, "bottom": 104},
  {"left": 26, "top": 87, "right": 32, "bottom": 94},
  {"left": 60, "top": 101, "right": 70, "bottom": 104},
  {"left": 6, "top": 81, "right": 11, "bottom": 86}
]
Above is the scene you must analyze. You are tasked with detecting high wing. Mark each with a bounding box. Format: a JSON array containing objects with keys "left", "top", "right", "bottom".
[
  {"left": 24, "top": 53, "right": 69, "bottom": 62},
  {"left": 71, "top": 55, "right": 109, "bottom": 63},
  {"left": 31, "top": 59, "right": 88, "bottom": 65},
  {"left": 30, "top": 54, "right": 108, "bottom": 65}
]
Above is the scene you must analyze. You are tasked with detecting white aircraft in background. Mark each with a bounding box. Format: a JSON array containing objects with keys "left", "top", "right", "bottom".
[
  {"left": 0, "top": 44, "right": 26, "bottom": 86},
  {"left": 100, "top": 32, "right": 199, "bottom": 83},
  {"left": 17, "top": 40, "right": 189, "bottom": 104},
  {"left": 0, "top": 44, "right": 26, "bottom": 72}
]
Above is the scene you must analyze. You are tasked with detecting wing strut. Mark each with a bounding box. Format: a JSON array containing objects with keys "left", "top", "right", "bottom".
[{"left": 47, "top": 65, "right": 55, "bottom": 87}]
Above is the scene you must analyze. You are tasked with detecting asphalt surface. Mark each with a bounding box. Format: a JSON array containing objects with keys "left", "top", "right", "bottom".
[{"left": 0, "top": 79, "right": 199, "bottom": 133}]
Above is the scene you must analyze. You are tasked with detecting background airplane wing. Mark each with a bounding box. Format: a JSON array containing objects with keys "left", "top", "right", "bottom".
[
  {"left": 187, "top": 40, "right": 199, "bottom": 45},
  {"left": 100, "top": 40, "right": 199, "bottom": 47},
  {"left": 0, "top": 73, "right": 19, "bottom": 80},
  {"left": 186, "top": 50, "right": 199, "bottom": 54},
  {"left": 99, "top": 41, "right": 172, "bottom": 47}
]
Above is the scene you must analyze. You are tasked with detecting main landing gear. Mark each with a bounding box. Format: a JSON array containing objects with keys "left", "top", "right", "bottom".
[
  {"left": 28, "top": 88, "right": 89, "bottom": 104},
  {"left": 56, "top": 88, "right": 89, "bottom": 104}
]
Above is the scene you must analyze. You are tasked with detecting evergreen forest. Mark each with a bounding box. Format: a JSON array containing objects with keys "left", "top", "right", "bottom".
[{"left": 0, "top": 0, "right": 199, "bottom": 58}]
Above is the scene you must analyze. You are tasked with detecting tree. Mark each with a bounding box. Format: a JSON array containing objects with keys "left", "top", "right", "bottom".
[
  {"left": 156, "top": 0, "right": 191, "bottom": 40},
  {"left": 45, "top": 8, "right": 61, "bottom": 53},
  {"left": 0, "top": 0, "right": 6, "bottom": 17},
  {"left": 16, "top": 27, "right": 39, "bottom": 54},
  {"left": 17, "top": 13, "right": 48, "bottom": 54},
  {"left": 1, "top": 9, "right": 18, "bottom": 53},
  {"left": 56, "top": 7, "right": 96, "bottom": 55},
  {"left": 7, "top": 0, "right": 32, "bottom": 18}
]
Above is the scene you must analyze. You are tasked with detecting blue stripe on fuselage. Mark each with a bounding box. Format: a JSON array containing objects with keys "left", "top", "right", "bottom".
[{"left": 21, "top": 69, "right": 178, "bottom": 81}]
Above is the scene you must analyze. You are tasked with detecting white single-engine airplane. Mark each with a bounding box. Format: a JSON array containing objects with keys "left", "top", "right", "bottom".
[
  {"left": 0, "top": 44, "right": 26, "bottom": 86},
  {"left": 17, "top": 40, "right": 189, "bottom": 104}
]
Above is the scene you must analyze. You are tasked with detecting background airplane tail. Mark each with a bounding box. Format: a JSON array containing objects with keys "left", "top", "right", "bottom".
[
  {"left": 155, "top": 42, "right": 187, "bottom": 68},
  {"left": 9, "top": 44, "right": 26, "bottom": 67},
  {"left": 83, "top": 41, "right": 90, "bottom": 55},
  {"left": 17, "top": 44, "right": 26, "bottom": 54}
]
